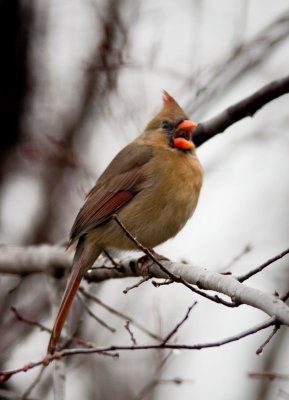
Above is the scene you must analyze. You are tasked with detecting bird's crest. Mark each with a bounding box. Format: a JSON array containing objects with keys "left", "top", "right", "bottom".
[{"left": 162, "top": 90, "right": 178, "bottom": 107}]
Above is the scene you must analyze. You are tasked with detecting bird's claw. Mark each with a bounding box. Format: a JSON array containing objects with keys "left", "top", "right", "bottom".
[{"left": 137, "top": 251, "right": 169, "bottom": 275}]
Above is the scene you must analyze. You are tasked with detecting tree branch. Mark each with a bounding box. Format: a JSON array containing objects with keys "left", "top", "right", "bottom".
[
  {"left": 0, "top": 244, "right": 72, "bottom": 276},
  {"left": 238, "top": 247, "right": 289, "bottom": 283},
  {"left": 191, "top": 75, "right": 289, "bottom": 147},
  {"left": 1, "top": 244, "right": 289, "bottom": 325},
  {"left": 186, "top": 9, "right": 289, "bottom": 117},
  {"left": 0, "top": 316, "right": 278, "bottom": 382},
  {"left": 87, "top": 257, "right": 289, "bottom": 326}
]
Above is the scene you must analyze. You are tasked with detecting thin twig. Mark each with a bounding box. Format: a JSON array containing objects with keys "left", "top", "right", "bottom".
[
  {"left": 21, "top": 366, "right": 46, "bottom": 400},
  {"left": 161, "top": 302, "right": 197, "bottom": 345},
  {"left": 158, "top": 377, "right": 194, "bottom": 384},
  {"left": 79, "top": 287, "right": 162, "bottom": 341},
  {"left": 221, "top": 244, "right": 252, "bottom": 273},
  {"left": 76, "top": 293, "right": 116, "bottom": 333},
  {"left": 153, "top": 276, "right": 237, "bottom": 307},
  {"left": 11, "top": 307, "right": 51, "bottom": 333},
  {"left": 136, "top": 348, "right": 174, "bottom": 400},
  {"left": 152, "top": 279, "right": 174, "bottom": 287},
  {"left": 248, "top": 372, "right": 289, "bottom": 380},
  {"left": 125, "top": 321, "right": 137, "bottom": 345},
  {"left": 238, "top": 247, "right": 289, "bottom": 282},
  {"left": 188, "top": 286, "right": 238, "bottom": 307},
  {"left": 123, "top": 275, "right": 151, "bottom": 294},
  {"left": 0, "top": 317, "right": 277, "bottom": 382},
  {"left": 153, "top": 277, "right": 237, "bottom": 307},
  {"left": 112, "top": 214, "right": 175, "bottom": 279},
  {"left": 11, "top": 305, "right": 98, "bottom": 349},
  {"left": 256, "top": 324, "right": 281, "bottom": 355},
  {"left": 102, "top": 249, "right": 120, "bottom": 268},
  {"left": 112, "top": 214, "right": 237, "bottom": 307},
  {"left": 137, "top": 377, "right": 194, "bottom": 400}
]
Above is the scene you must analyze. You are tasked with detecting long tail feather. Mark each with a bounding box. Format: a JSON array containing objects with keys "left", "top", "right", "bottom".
[{"left": 47, "top": 238, "right": 100, "bottom": 354}]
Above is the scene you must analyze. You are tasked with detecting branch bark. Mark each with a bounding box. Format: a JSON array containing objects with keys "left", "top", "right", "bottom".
[
  {"left": 191, "top": 75, "right": 289, "bottom": 146},
  {"left": 0, "top": 244, "right": 72, "bottom": 276},
  {"left": 87, "top": 258, "right": 289, "bottom": 326},
  {"left": 1, "top": 244, "right": 289, "bottom": 326}
]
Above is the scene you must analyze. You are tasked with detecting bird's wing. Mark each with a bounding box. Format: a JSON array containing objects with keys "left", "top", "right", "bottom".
[{"left": 70, "top": 143, "right": 153, "bottom": 242}]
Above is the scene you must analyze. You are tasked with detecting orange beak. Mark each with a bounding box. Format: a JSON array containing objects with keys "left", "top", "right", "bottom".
[{"left": 173, "top": 120, "right": 197, "bottom": 150}]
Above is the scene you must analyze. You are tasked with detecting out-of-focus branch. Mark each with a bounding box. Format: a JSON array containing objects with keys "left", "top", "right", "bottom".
[
  {"left": 192, "top": 75, "right": 289, "bottom": 147},
  {"left": 79, "top": 288, "right": 162, "bottom": 341},
  {"left": 248, "top": 371, "right": 289, "bottom": 380},
  {"left": 0, "top": 0, "right": 33, "bottom": 182},
  {"left": 186, "top": 9, "right": 289, "bottom": 116},
  {"left": 30, "top": 0, "right": 129, "bottom": 244},
  {"left": 0, "top": 244, "right": 72, "bottom": 276}
]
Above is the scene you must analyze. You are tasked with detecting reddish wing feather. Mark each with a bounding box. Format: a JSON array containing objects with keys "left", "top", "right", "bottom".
[
  {"left": 70, "top": 165, "right": 146, "bottom": 242},
  {"left": 74, "top": 191, "right": 134, "bottom": 236}
]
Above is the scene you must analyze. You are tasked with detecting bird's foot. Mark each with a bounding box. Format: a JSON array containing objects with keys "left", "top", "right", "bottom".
[{"left": 137, "top": 250, "right": 169, "bottom": 275}]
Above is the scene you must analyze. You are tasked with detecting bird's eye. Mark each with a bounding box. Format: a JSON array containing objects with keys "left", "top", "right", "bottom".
[{"left": 161, "top": 121, "right": 170, "bottom": 130}]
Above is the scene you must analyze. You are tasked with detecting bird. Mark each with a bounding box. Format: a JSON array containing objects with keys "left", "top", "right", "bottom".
[{"left": 47, "top": 91, "right": 203, "bottom": 354}]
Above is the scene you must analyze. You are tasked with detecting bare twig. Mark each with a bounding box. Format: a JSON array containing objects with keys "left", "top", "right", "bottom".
[
  {"left": 152, "top": 279, "right": 174, "bottom": 287},
  {"left": 221, "top": 244, "right": 252, "bottom": 273},
  {"left": 191, "top": 75, "right": 289, "bottom": 147},
  {"left": 79, "top": 287, "right": 162, "bottom": 341},
  {"left": 123, "top": 276, "right": 151, "bottom": 294},
  {"left": 102, "top": 249, "right": 120, "bottom": 267},
  {"left": 137, "top": 376, "right": 194, "bottom": 400},
  {"left": 256, "top": 324, "right": 281, "bottom": 355},
  {"left": 248, "top": 372, "right": 289, "bottom": 380},
  {"left": 154, "top": 278, "right": 237, "bottom": 308},
  {"left": 21, "top": 366, "right": 46, "bottom": 400},
  {"left": 124, "top": 321, "right": 137, "bottom": 345},
  {"left": 136, "top": 348, "right": 174, "bottom": 400},
  {"left": 76, "top": 293, "right": 116, "bottom": 333},
  {"left": 112, "top": 214, "right": 237, "bottom": 306},
  {"left": 182, "top": 285, "right": 237, "bottom": 307},
  {"left": 11, "top": 307, "right": 51, "bottom": 334},
  {"left": 112, "top": 214, "right": 176, "bottom": 279},
  {"left": 161, "top": 302, "right": 197, "bottom": 345},
  {"left": 238, "top": 247, "right": 289, "bottom": 282},
  {"left": 157, "top": 377, "right": 194, "bottom": 385},
  {"left": 0, "top": 317, "right": 278, "bottom": 381},
  {"left": 11, "top": 305, "right": 96, "bottom": 350}
]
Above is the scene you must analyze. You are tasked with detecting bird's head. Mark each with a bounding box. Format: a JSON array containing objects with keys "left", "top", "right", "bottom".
[{"left": 143, "top": 91, "right": 197, "bottom": 151}]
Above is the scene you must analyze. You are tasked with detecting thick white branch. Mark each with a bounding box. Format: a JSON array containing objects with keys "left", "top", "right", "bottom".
[
  {"left": 0, "top": 244, "right": 288, "bottom": 326},
  {"left": 0, "top": 244, "right": 72, "bottom": 275},
  {"left": 87, "top": 259, "right": 289, "bottom": 326}
]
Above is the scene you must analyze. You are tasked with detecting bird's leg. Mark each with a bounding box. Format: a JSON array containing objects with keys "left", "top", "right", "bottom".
[{"left": 137, "top": 249, "right": 169, "bottom": 275}]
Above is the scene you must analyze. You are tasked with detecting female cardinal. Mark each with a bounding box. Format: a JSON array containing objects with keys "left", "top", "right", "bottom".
[{"left": 47, "top": 91, "right": 203, "bottom": 354}]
